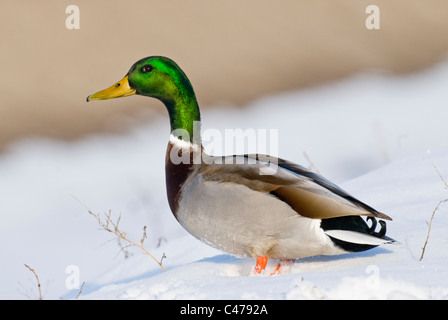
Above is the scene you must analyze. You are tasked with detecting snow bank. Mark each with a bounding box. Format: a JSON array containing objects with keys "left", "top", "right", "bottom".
[
  {"left": 1, "top": 61, "right": 448, "bottom": 300},
  {"left": 79, "top": 147, "right": 448, "bottom": 300}
]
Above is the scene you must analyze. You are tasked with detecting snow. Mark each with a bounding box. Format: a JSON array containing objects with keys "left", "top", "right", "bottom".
[{"left": 1, "top": 61, "right": 448, "bottom": 300}]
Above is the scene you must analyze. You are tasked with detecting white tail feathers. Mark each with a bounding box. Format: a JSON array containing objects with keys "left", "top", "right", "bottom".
[{"left": 325, "top": 230, "right": 394, "bottom": 246}]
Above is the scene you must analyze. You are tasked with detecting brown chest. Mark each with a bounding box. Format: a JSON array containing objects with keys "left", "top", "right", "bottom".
[{"left": 164, "top": 142, "right": 196, "bottom": 217}]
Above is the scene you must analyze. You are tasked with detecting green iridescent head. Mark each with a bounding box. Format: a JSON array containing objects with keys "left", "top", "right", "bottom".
[{"left": 87, "top": 56, "right": 200, "bottom": 138}]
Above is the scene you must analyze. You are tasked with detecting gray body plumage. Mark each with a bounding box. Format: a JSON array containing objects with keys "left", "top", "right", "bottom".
[{"left": 169, "top": 137, "right": 393, "bottom": 259}]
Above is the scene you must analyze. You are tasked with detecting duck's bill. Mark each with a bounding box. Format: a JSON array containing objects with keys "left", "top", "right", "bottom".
[{"left": 86, "top": 75, "right": 136, "bottom": 102}]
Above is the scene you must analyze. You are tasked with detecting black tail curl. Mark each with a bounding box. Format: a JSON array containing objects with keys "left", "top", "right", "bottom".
[
  {"left": 367, "top": 216, "right": 387, "bottom": 238},
  {"left": 321, "top": 215, "right": 391, "bottom": 252}
]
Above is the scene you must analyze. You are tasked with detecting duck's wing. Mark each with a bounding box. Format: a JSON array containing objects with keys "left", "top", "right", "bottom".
[{"left": 199, "top": 154, "right": 392, "bottom": 221}]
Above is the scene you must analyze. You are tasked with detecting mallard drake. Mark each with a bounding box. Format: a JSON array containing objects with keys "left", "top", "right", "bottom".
[{"left": 87, "top": 56, "right": 394, "bottom": 274}]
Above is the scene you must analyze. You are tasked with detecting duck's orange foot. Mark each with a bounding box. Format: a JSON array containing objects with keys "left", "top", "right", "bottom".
[
  {"left": 270, "top": 259, "right": 292, "bottom": 276},
  {"left": 253, "top": 257, "right": 292, "bottom": 276},
  {"left": 253, "top": 256, "right": 268, "bottom": 274}
]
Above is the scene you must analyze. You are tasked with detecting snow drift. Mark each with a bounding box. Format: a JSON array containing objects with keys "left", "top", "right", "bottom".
[{"left": 1, "top": 61, "right": 448, "bottom": 300}]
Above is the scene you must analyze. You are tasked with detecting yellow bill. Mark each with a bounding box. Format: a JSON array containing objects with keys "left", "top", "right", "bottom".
[{"left": 86, "top": 75, "right": 136, "bottom": 102}]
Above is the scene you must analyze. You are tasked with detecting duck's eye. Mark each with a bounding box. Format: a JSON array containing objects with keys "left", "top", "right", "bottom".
[
  {"left": 115, "top": 83, "right": 121, "bottom": 87},
  {"left": 142, "top": 65, "right": 154, "bottom": 73}
]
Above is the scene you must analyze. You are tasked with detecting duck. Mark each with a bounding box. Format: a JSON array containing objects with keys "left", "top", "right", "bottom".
[{"left": 87, "top": 56, "right": 395, "bottom": 274}]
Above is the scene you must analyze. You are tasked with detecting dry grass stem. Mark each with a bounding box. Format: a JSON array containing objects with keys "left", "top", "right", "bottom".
[
  {"left": 433, "top": 163, "right": 448, "bottom": 188},
  {"left": 157, "top": 236, "right": 167, "bottom": 248},
  {"left": 420, "top": 164, "right": 448, "bottom": 261},
  {"left": 75, "top": 282, "right": 85, "bottom": 299},
  {"left": 419, "top": 199, "right": 447, "bottom": 261},
  {"left": 93, "top": 210, "right": 166, "bottom": 272},
  {"left": 74, "top": 197, "right": 166, "bottom": 272},
  {"left": 303, "top": 151, "right": 320, "bottom": 174},
  {"left": 141, "top": 226, "right": 147, "bottom": 246},
  {"left": 24, "top": 264, "right": 42, "bottom": 300}
]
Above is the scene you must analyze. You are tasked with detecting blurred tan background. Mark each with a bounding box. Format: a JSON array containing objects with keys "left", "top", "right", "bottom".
[{"left": 1, "top": 0, "right": 447, "bottom": 152}]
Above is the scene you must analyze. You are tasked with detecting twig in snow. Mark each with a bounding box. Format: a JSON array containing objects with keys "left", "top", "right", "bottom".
[
  {"left": 141, "top": 226, "right": 147, "bottom": 246},
  {"left": 157, "top": 236, "right": 167, "bottom": 248},
  {"left": 303, "top": 151, "right": 320, "bottom": 174},
  {"left": 24, "top": 264, "right": 42, "bottom": 300},
  {"left": 75, "top": 282, "right": 85, "bottom": 299},
  {"left": 433, "top": 163, "right": 448, "bottom": 188},
  {"left": 419, "top": 199, "right": 447, "bottom": 261},
  {"left": 73, "top": 197, "right": 166, "bottom": 272},
  {"left": 94, "top": 210, "right": 166, "bottom": 272},
  {"left": 419, "top": 164, "right": 448, "bottom": 261}
]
